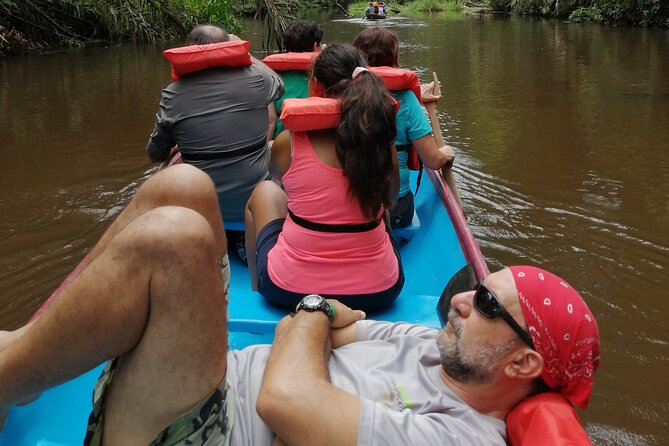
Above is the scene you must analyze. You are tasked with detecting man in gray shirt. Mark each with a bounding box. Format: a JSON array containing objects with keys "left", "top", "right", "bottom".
[
  {"left": 147, "top": 25, "right": 284, "bottom": 222},
  {"left": 0, "top": 165, "right": 600, "bottom": 445}
]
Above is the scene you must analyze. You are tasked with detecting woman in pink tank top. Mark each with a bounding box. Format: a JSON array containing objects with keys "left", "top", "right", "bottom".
[{"left": 244, "top": 44, "right": 404, "bottom": 312}]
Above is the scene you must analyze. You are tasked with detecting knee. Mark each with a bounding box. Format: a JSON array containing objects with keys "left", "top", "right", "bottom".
[
  {"left": 144, "top": 164, "right": 217, "bottom": 203},
  {"left": 119, "top": 206, "right": 218, "bottom": 260},
  {"left": 247, "top": 181, "right": 286, "bottom": 210}
]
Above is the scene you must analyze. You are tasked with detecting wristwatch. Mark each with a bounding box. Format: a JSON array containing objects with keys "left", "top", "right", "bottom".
[{"left": 296, "top": 294, "right": 336, "bottom": 323}]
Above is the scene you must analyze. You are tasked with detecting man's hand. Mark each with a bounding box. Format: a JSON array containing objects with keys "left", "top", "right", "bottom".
[{"left": 420, "top": 81, "right": 442, "bottom": 104}]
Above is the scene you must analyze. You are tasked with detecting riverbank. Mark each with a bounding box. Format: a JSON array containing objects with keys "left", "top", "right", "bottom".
[
  {"left": 349, "top": 0, "right": 462, "bottom": 18},
  {"left": 0, "top": 0, "right": 236, "bottom": 56},
  {"left": 350, "top": 0, "right": 669, "bottom": 26}
]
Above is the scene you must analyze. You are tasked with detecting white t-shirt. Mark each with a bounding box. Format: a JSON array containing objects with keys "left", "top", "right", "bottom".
[{"left": 227, "top": 320, "right": 506, "bottom": 445}]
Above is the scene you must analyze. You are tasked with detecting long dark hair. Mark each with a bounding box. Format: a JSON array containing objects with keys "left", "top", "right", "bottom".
[{"left": 312, "top": 44, "right": 397, "bottom": 219}]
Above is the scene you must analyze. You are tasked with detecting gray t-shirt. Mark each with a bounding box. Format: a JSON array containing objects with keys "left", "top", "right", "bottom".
[
  {"left": 226, "top": 320, "right": 506, "bottom": 445},
  {"left": 146, "top": 64, "right": 284, "bottom": 221}
]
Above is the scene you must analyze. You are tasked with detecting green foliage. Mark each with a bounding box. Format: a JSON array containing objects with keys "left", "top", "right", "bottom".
[
  {"left": 0, "top": 0, "right": 243, "bottom": 54},
  {"left": 187, "top": 0, "right": 237, "bottom": 30},
  {"left": 414, "top": 0, "right": 445, "bottom": 13},
  {"left": 488, "top": 0, "right": 511, "bottom": 11},
  {"left": 510, "top": 0, "right": 669, "bottom": 25}
]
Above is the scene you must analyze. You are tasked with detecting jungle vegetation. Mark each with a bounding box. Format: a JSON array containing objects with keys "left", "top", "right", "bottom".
[
  {"left": 0, "top": 0, "right": 297, "bottom": 55},
  {"left": 1, "top": 0, "right": 666, "bottom": 55}
]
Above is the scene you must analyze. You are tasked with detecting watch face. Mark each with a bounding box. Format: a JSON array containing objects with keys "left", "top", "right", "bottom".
[{"left": 303, "top": 294, "right": 323, "bottom": 309}]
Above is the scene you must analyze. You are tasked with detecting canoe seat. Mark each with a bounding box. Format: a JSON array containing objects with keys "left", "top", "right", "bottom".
[{"left": 392, "top": 212, "right": 421, "bottom": 241}]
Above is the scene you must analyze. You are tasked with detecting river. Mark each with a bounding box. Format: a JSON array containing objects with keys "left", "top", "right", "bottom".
[{"left": 1, "top": 11, "right": 668, "bottom": 445}]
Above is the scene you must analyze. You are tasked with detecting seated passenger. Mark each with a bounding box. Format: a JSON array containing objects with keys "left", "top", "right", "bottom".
[
  {"left": 263, "top": 20, "right": 323, "bottom": 140},
  {"left": 245, "top": 44, "right": 404, "bottom": 313},
  {"left": 146, "top": 24, "right": 284, "bottom": 223},
  {"left": 354, "top": 27, "right": 455, "bottom": 228},
  {"left": 365, "top": 2, "right": 375, "bottom": 16}
]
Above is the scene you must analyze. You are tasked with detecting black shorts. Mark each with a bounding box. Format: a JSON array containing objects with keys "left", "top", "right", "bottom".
[{"left": 255, "top": 218, "right": 405, "bottom": 314}]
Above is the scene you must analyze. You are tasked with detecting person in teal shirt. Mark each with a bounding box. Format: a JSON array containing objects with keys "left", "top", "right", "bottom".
[{"left": 354, "top": 27, "right": 455, "bottom": 228}]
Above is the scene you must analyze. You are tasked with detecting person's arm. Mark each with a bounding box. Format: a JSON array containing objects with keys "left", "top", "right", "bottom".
[
  {"left": 257, "top": 302, "right": 365, "bottom": 446},
  {"left": 267, "top": 103, "right": 277, "bottom": 143},
  {"left": 412, "top": 135, "right": 454, "bottom": 171},
  {"left": 146, "top": 112, "right": 176, "bottom": 163},
  {"left": 269, "top": 130, "right": 292, "bottom": 181}
]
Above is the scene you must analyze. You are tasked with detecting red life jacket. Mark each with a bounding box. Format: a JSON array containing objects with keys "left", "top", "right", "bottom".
[
  {"left": 262, "top": 52, "right": 317, "bottom": 72},
  {"left": 280, "top": 97, "right": 340, "bottom": 131},
  {"left": 506, "top": 392, "right": 593, "bottom": 446},
  {"left": 369, "top": 66, "right": 422, "bottom": 170},
  {"left": 368, "top": 66, "right": 422, "bottom": 103},
  {"left": 163, "top": 40, "right": 252, "bottom": 81}
]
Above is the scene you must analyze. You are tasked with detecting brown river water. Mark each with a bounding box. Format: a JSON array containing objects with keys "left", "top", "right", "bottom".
[{"left": 1, "top": 12, "right": 668, "bottom": 445}]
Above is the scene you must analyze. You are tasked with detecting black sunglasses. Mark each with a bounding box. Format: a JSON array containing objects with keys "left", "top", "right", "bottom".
[{"left": 473, "top": 282, "right": 535, "bottom": 349}]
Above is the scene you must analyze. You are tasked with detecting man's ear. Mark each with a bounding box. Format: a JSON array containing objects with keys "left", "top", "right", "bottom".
[
  {"left": 313, "top": 42, "right": 322, "bottom": 52},
  {"left": 504, "top": 348, "right": 543, "bottom": 380}
]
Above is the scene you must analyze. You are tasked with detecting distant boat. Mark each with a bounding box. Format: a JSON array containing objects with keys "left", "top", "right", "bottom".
[{"left": 365, "top": 12, "right": 387, "bottom": 20}]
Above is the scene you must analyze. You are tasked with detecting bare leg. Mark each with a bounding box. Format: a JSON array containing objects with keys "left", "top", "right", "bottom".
[
  {"left": 0, "top": 164, "right": 226, "bottom": 356},
  {"left": 245, "top": 181, "right": 288, "bottom": 291},
  {"left": 90, "top": 163, "right": 227, "bottom": 261},
  {"left": 0, "top": 206, "right": 229, "bottom": 445}
]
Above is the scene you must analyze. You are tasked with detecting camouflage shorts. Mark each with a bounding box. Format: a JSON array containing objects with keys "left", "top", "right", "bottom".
[{"left": 84, "top": 357, "right": 235, "bottom": 446}]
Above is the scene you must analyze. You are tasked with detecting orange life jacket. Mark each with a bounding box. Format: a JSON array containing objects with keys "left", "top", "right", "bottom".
[
  {"left": 369, "top": 66, "right": 423, "bottom": 170},
  {"left": 280, "top": 97, "right": 341, "bottom": 131},
  {"left": 368, "top": 66, "right": 422, "bottom": 103},
  {"left": 262, "top": 52, "right": 317, "bottom": 72},
  {"left": 280, "top": 97, "right": 419, "bottom": 171},
  {"left": 163, "top": 40, "right": 252, "bottom": 81}
]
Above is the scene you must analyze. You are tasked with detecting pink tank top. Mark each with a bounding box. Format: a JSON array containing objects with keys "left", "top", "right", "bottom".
[{"left": 268, "top": 131, "right": 400, "bottom": 295}]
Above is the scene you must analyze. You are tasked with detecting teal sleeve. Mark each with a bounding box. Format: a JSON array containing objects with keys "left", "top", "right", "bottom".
[{"left": 393, "top": 90, "right": 432, "bottom": 146}]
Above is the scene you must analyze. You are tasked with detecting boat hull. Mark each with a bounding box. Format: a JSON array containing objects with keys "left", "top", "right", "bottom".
[{"left": 1, "top": 169, "right": 477, "bottom": 445}]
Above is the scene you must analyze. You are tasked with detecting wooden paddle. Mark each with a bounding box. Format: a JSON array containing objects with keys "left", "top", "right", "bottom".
[{"left": 424, "top": 72, "right": 464, "bottom": 211}]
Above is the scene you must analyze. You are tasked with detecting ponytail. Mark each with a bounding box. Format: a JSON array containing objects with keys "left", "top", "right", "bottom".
[{"left": 312, "top": 44, "right": 397, "bottom": 219}]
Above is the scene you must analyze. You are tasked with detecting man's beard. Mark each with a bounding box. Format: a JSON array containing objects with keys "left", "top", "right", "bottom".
[{"left": 437, "top": 309, "right": 516, "bottom": 385}]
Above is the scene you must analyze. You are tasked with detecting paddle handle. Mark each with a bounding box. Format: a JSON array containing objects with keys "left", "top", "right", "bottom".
[{"left": 425, "top": 73, "right": 464, "bottom": 211}]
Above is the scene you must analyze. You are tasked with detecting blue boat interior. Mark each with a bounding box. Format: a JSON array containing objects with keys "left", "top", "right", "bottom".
[{"left": 0, "top": 170, "right": 467, "bottom": 445}]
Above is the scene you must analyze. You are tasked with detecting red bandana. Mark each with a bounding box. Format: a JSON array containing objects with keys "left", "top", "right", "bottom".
[{"left": 509, "top": 266, "right": 600, "bottom": 409}]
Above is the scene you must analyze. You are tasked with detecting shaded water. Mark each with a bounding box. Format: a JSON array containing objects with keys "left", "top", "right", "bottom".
[{"left": 1, "top": 13, "right": 668, "bottom": 445}]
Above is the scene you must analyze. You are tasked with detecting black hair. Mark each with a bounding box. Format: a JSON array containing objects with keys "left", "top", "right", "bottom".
[
  {"left": 283, "top": 20, "right": 323, "bottom": 53},
  {"left": 312, "top": 44, "right": 397, "bottom": 219},
  {"left": 186, "top": 25, "right": 230, "bottom": 45}
]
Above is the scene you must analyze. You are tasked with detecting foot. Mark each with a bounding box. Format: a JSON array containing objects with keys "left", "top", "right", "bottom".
[{"left": 234, "top": 236, "right": 248, "bottom": 266}]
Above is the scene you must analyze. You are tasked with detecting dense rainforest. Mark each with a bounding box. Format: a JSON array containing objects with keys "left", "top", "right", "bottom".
[{"left": 1, "top": 0, "right": 667, "bottom": 55}]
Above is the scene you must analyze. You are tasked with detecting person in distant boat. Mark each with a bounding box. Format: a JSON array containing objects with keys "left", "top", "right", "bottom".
[
  {"left": 0, "top": 165, "right": 600, "bottom": 444},
  {"left": 146, "top": 24, "right": 284, "bottom": 224},
  {"left": 378, "top": 2, "right": 386, "bottom": 14},
  {"left": 264, "top": 20, "right": 323, "bottom": 139},
  {"left": 365, "top": 2, "right": 375, "bottom": 16},
  {"left": 354, "top": 27, "right": 456, "bottom": 229},
  {"left": 245, "top": 44, "right": 404, "bottom": 313}
]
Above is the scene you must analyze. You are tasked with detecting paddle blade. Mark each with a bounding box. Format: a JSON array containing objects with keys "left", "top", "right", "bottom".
[{"left": 436, "top": 263, "right": 477, "bottom": 327}]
